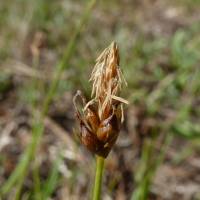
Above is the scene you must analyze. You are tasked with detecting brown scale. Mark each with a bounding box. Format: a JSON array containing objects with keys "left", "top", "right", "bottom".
[{"left": 73, "top": 92, "right": 121, "bottom": 158}]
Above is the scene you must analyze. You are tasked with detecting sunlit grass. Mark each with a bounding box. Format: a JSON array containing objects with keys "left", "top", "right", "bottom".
[{"left": 0, "top": 0, "right": 200, "bottom": 199}]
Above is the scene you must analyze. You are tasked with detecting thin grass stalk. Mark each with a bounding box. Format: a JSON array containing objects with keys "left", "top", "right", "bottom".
[
  {"left": 42, "top": 0, "right": 96, "bottom": 117},
  {"left": 42, "top": 153, "right": 62, "bottom": 200},
  {"left": 131, "top": 133, "right": 173, "bottom": 200},
  {"left": 92, "top": 156, "right": 105, "bottom": 200},
  {"left": 15, "top": 37, "right": 42, "bottom": 200},
  {"left": 0, "top": 0, "right": 96, "bottom": 196},
  {"left": 33, "top": 163, "right": 42, "bottom": 200}
]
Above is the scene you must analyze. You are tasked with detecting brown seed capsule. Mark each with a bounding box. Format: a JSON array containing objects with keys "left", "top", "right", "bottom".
[
  {"left": 80, "top": 121, "right": 99, "bottom": 153},
  {"left": 96, "top": 113, "right": 119, "bottom": 142},
  {"left": 85, "top": 106, "right": 100, "bottom": 133}
]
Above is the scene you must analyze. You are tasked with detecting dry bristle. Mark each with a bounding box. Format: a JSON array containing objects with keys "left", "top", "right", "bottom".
[{"left": 89, "top": 42, "right": 128, "bottom": 121}]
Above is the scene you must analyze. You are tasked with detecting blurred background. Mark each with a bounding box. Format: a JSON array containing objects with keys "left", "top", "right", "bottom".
[{"left": 0, "top": 0, "right": 200, "bottom": 200}]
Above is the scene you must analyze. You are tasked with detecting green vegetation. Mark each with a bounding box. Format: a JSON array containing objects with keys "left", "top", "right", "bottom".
[{"left": 0, "top": 1, "right": 200, "bottom": 200}]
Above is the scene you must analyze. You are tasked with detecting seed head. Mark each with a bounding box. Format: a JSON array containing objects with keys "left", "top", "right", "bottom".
[{"left": 73, "top": 42, "right": 128, "bottom": 157}]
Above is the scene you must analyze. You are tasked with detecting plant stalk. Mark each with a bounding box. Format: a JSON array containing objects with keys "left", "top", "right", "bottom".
[{"left": 92, "top": 156, "right": 105, "bottom": 200}]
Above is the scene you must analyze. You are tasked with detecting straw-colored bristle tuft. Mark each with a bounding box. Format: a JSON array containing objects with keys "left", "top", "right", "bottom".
[{"left": 89, "top": 42, "right": 128, "bottom": 121}]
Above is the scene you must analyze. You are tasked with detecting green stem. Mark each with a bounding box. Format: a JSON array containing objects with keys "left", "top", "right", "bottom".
[{"left": 92, "top": 156, "right": 105, "bottom": 200}]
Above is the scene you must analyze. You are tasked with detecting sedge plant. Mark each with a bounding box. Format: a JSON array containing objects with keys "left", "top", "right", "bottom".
[{"left": 73, "top": 42, "right": 128, "bottom": 200}]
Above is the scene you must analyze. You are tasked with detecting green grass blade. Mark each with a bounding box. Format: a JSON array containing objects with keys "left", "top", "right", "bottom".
[
  {"left": 0, "top": 0, "right": 96, "bottom": 196},
  {"left": 42, "top": 154, "right": 62, "bottom": 200}
]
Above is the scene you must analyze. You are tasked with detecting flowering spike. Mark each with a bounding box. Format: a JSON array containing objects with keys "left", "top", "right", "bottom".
[{"left": 74, "top": 42, "right": 128, "bottom": 157}]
